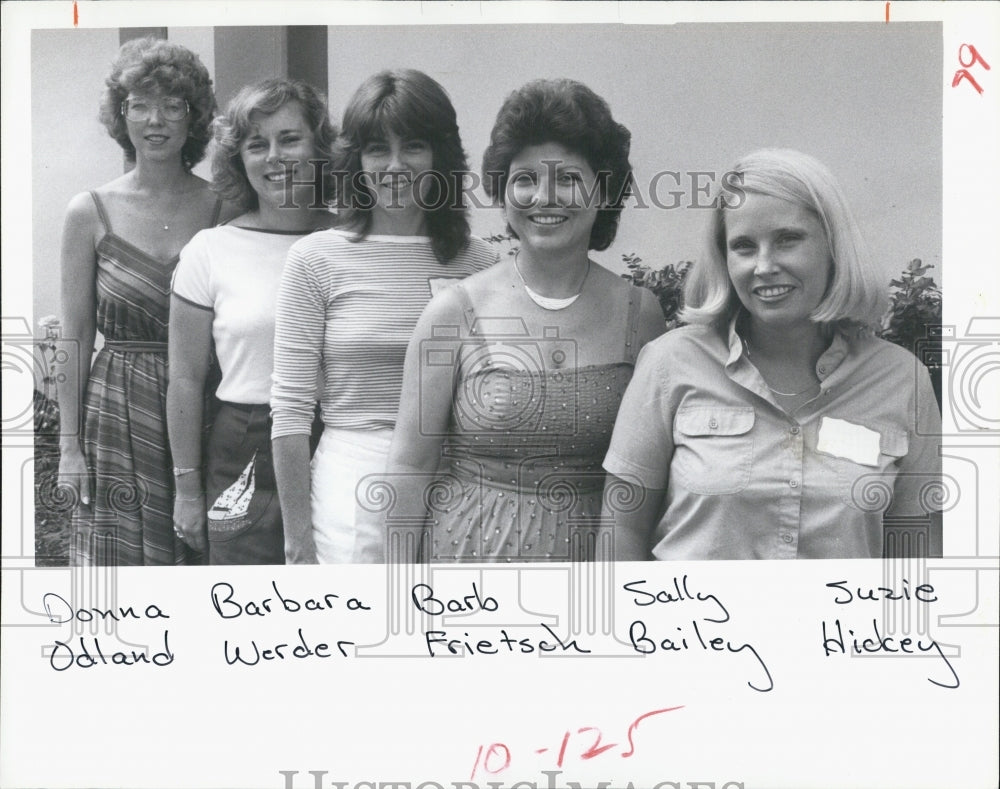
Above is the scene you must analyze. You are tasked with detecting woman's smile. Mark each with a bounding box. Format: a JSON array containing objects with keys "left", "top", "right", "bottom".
[
  {"left": 725, "top": 191, "right": 833, "bottom": 331},
  {"left": 504, "top": 141, "right": 600, "bottom": 256}
]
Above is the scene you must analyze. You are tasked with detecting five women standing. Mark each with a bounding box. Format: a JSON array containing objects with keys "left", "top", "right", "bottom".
[{"left": 56, "top": 41, "right": 939, "bottom": 565}]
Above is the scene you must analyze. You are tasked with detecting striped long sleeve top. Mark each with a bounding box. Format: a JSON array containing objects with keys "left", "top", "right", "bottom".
[{"left": 271, "top": 229, "right": 497, "bottom": 438}]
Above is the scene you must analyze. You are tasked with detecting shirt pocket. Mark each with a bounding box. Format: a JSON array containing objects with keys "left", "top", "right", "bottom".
[
  {"left": 672, "top": 406, "right": 755, "bottom": 495},
  {"left": 825, "top": 426, "right": 910, "bottom": 510}
]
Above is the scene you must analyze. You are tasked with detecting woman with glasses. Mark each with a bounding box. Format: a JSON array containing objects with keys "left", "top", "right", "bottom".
[
  {"left": 167, "top": 79, "right": 336, "bottom": 564},
  {"left": 57, "top": 37, "right": 226, "bottom": 565}
]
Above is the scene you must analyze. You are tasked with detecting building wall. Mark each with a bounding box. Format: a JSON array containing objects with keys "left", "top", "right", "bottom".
[{"left": 31, "top": 23, "right": 941, "bottom": 336}]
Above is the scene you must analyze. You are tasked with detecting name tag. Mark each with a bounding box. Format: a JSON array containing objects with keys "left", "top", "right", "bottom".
[
  {"left": 816, "top": 417, "right": 881, "bottom": 467},
  {"left": 428, "top": 277, "right": 461, "bottom": 297}
]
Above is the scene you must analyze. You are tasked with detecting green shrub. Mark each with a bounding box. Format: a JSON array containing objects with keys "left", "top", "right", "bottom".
[
  {"left": 619, "top": 254, "right": 942, "bottom": 404},
  {"left": 880, "top": 259, "right": 943, "bottom": 405},
  {"left": 621, "top": 253, "right": 692, "bottom": 330}
]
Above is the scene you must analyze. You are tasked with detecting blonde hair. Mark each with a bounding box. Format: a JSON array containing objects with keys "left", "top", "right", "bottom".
[{"left": 682, "top": 148, "right": 884, "bottom": 329}]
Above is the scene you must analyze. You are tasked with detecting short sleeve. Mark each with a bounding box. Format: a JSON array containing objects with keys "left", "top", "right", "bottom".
[
  {"left": 171, "top": 230, "right": 213, "bottom": 308},
  {"left": 603, "top": 340, "right": 674, "bottom": 489},
  {"left": 887, "top": 362, "right": 943, "bottom": 516}
]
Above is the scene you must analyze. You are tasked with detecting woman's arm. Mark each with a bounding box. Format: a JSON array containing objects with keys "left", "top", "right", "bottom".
[
  {"left": 166, "top": 296, "right": 213, "bottom": 553},
  {"left": 271, "top": 246, "right": 329, "bottom": 564},
  {"left": 601, "top": 475, "right": 663, "bottom": 560},
  {"left": 603, "top": 339, "right": 674, "bottom": 560},
  {"left": 272, "top": 434, "right": 317, "bottom": 563},
  {"left": 56, "top": 193, "right": 99, "bottom": 506},
  {"left": 383, "top": 287, "right": 466, "bottom": 564}
]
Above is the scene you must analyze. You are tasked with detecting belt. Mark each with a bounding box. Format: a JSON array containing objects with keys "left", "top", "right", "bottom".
[
  {"left": 104, "top": 340, "right": 168, "bottom": 353},
  {"left": 217, "top": 400, "right": 271, "bottom": 413}
]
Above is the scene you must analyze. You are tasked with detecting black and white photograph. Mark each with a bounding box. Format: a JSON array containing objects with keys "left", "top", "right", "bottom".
[{"left": 2, "top": 2, "right": 998, "bottom": 788}]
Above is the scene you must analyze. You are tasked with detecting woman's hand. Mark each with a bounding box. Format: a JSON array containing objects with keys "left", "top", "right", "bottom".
[
  {"left": 56, "top": 443, "right": 92, "bottom": 508},
  {"left": 166, "top": 294, "right": 213, "bottom": 554},
  {"left": 173, "top": 494, "right": 208, "bottom": 553}
]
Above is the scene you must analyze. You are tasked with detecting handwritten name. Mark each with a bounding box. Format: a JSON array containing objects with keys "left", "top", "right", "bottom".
[
  {"left": 210, "top": 580, "right": 371, "bottom": 619},
  {"left": 622, "top": 576, "right": 772, "bottom": 692},
  {"left": 820, "top": 579, "right": 958, "bottom": 688},
  {"left": 49, "top": 631, "right": 173, "bottom": 671},
  {"left": 43, "top": 591, "right": 169, "bottom": 624},
  {"left": 224, "top": 628, "right": 355, "bottom": 666},
  {"left": 622, "top": 576, "right": 729, "bottom": 622},
  {"left": 411, "top": 582, "right": 589, "bottom": 656},
  {"left": 425, "top": 624, "right": 590, "bottom": 657}
]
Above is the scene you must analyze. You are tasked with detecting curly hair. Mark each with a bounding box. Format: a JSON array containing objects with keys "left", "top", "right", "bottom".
[
  {"left": 481, "top": 79, "right": 633, "bottom": 252},
  {"left": 331, "top": 69, "right": 471, "bottom": 262},
  {"left": 98, "top": 37, "right": 215, "bottom": 170},
  {"left": 682, "top": 148, "right": 884, "bottom": 330},
  {"left": 210, "top": 78, "right": 338, "bottom": 212}
]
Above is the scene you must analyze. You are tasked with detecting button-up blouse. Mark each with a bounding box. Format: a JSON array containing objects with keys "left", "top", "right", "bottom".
[{"left": 603, "top": 318, "right": 942, "bottom": 559}]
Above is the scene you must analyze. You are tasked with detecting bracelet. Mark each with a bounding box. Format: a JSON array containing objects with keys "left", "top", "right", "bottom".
[
  {"left": 175, "top": 493, "right": 204, "bottom": 502},
  {"left": 173, "top": 466, "right": 202, "bottom": 477}
]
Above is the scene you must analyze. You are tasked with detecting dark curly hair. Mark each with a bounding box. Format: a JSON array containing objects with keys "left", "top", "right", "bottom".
[
  {"left": 210, "top": 78, "right": 338, "bottom": 212},
  {"left": 481, "top": 78, "right": 633, "bottom": 251},
  {"left": 331, "top": 69, "right": 471, "bottom": 262},
  {"left": 98, "top": 37, "right": 215, "bottom": 170}
]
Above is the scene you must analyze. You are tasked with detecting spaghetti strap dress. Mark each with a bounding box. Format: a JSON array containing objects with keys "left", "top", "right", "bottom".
[
  {"left": 429, "top": 283, "right": 644, "bottom": 562},
  {"left": 70, "top": 191, "right": 221, "bottom": 566}
]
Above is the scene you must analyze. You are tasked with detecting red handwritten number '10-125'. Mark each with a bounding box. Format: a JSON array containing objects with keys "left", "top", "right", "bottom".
[
  {"left": 952, "top": 44, "right": 991, "bottom": 95},
  {"left": 469, "top": 705, "right": 685, "bottom": 780}
]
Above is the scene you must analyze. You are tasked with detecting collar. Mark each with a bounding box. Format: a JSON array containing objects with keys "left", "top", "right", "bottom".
[{"left": 725, "top": 313, "right": 851, "bottom": 382}]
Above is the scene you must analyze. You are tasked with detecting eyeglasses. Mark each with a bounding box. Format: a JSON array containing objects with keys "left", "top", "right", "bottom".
[{"left": 121, "top": 98, "right": 189, "bottom": 123}]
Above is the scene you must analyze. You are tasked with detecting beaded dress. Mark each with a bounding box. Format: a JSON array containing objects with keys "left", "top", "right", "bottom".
[{"left": 429, "top": 283, "right": 643, "bottom": 562}]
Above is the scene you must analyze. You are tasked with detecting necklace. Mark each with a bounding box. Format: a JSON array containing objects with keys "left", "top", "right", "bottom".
[
  {"left": 159, "top": 189, "right": 189, "bottom": 232},
  {"left": 513, "top": 251, "right": 591, "bottom": 311},
  {"left": 742, "top": 337, "right": 818, "bottom": 397}
]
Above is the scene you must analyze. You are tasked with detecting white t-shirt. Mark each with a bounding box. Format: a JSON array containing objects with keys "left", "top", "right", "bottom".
[{"left": 172, "top": 225, "right": 318, "bottom": 404}]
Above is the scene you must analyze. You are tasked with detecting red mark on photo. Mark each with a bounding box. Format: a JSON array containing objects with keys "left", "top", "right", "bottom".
[
  {"left": 73, "top": 1, "right": 78, "bottom": 26},
  {"left": 470, "top": 704, "right": 685, "bottom": 779},
  {"left": 885, "top": 2, "right": 890, "bottom": 23},
  {"left": 468, "top": 742, "right": 510, "bottom": 780},
  {"left": 952, "top": 44, "right": 991, "bottom": 95},
  {"left": 621, "top": 706, "right": 685, "bottom": 758}
]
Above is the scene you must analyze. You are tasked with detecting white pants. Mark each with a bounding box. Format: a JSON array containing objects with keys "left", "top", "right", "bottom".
[{"left": 310, "top": 427, "right": 393, "bottom": 563}]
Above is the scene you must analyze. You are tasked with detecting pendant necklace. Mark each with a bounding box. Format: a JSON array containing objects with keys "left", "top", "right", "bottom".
[
  {"left": 159, "top": 185, "right": 190, "bottom": 232},
  {"left": 513, "top": 251, "right": 591, "bottom": 311}
]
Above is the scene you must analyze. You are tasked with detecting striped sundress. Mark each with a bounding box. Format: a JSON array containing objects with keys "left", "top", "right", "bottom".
[{"left": 70, "top": 191, "right": 220, "bottom": 566}]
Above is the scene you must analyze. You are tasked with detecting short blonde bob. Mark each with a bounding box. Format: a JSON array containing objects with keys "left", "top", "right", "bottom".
[{"left": 682, "top": 148, "right": 884, "bottom": 330}]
